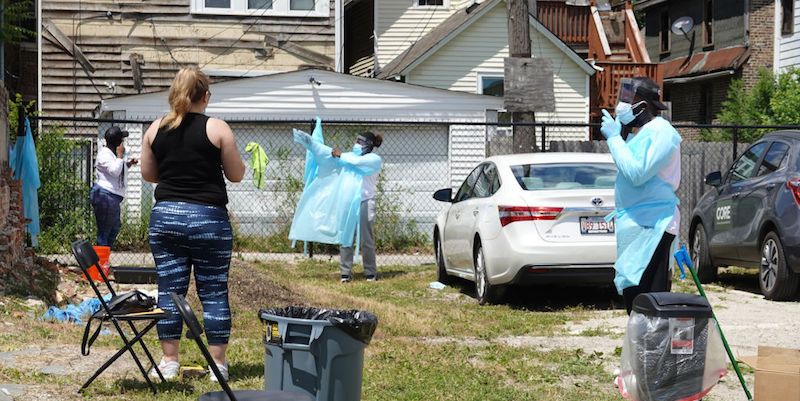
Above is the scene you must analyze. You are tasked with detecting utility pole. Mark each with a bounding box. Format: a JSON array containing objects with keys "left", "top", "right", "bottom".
[{"left": 507, "top": 0, "right": 537, "bottom": 153}]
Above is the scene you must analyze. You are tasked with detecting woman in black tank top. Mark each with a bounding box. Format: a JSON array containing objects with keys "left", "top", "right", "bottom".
[{"left": 140, "top": 67, "right": 245, "bottom": 382}]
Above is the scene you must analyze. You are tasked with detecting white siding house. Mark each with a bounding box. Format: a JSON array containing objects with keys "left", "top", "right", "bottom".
[
  {"left": 375, "top": 0, "right": 471, "bottom": 71},
  {"left": 776, "top": 0, "right": 800, "bottom": 71},
  {"left": 378, "top": 0, "right": 595, "bottom": 150},
  {"left": 100, "top": 69, "right": 503, "bottom": 233}
]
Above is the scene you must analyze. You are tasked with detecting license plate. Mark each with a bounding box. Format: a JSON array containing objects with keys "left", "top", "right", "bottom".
[{"left": 580, "top": 216, "right": 614, "bottom": 234}]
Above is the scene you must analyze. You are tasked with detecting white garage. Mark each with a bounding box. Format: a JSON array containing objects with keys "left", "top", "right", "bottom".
[{"left": 100, "top": 69, "right": 504, "bottom": 236}]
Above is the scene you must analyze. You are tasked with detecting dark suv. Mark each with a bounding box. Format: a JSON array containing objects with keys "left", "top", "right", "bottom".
[{"left": 689, "top": 131, "right": 800, "bottom": 300}]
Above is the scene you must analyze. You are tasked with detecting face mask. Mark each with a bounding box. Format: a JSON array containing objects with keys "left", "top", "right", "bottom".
[
  {"left": 352, "top": 143, "right": 363, "bottom": 155},
  {"left": 615, "top": 101, "right": 646, "bottom": 125}
]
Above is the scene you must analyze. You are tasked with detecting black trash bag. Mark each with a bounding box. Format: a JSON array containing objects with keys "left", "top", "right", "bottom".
[{"left": 259, "top": 306, "right": 379, "bottom": 344}]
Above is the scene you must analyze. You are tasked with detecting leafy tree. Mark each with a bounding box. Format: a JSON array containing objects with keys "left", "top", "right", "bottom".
[
  {"left": 35, "top": 124, "right": 94, "bottom": 253},
  {"left": 0, "top": 0, "right": 35, "bottom": 44},
  {"left": 9, "top": 93, "right": 37, "bottom": 141},
  {"left": 703, "top": 68, "right": 800, "bottom": 142}
]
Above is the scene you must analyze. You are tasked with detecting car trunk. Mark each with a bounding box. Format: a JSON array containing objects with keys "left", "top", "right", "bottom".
[{"left": 519, "top": 189, "right": 616, "bottom": 243}]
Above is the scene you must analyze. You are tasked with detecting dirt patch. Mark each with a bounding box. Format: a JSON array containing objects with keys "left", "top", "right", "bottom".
[
  {"left": 228, "top": 260, "right": 309, "bottom": 309},
  {"left": 2, "top": 256, "right": 61, "bottom": 306},
  {"left": 0, "top": 259, "right": 308, "bottom": 395}
]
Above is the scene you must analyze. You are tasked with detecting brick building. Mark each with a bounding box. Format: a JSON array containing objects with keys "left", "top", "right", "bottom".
[{"left": 635, "top": 0, "right": 780, "bottom": 139}]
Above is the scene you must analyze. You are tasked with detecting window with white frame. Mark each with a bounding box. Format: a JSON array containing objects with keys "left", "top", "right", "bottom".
[
  {"left": 416, "top": 0, "right": 447, "bottom": 7},
  {"left": 478, "top": 74, "right": 504, "bottom": 97},
  {"left": 192, "top": 0, "right": 327, "bottom": 16}
]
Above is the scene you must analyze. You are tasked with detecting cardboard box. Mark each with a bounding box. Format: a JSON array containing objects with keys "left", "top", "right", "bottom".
[{"left": 740, "top": 346, "right": 800, "bottom": 401}]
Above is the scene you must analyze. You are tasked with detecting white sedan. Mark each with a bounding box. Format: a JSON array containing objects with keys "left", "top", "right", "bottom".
[{"left": 433, "top": 153, "right": 618, "bottom": 304}]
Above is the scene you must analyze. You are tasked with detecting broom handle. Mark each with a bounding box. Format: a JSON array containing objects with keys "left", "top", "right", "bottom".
[{"left": 685, "top": 262, "right": 753, "bottom": 401}]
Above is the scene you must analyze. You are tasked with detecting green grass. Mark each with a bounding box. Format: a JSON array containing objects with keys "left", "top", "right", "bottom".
[{"left": 0, "top": 258, "right": 623, "bottom": 400}]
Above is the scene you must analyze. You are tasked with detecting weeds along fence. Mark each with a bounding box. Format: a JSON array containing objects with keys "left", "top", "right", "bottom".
[{"left": 28, "top": 115, "right": 794, "bottom": 267}]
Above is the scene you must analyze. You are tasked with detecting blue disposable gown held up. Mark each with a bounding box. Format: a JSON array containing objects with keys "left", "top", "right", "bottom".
[
  {"left": 9, "top": 117, "right": 41, "bottom": 246},
  {"left": 605, "top": 117, "right": 682, "bottom": 293},
  {"left": 289, "top": 122, "right": 381, "bottom": 246}
]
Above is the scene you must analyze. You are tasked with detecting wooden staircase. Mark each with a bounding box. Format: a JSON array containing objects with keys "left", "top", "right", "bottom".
[{"left": 538, "top": 1, "right": 663, "bottom": 132}]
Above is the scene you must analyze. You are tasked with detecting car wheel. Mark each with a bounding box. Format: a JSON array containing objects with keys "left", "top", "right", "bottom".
[
  {"left": 759, "top": 231, "right": 800, "bottom": 301},
  {"left": 691, "top": 224, "right": 717, "bottom": 283},
  {"left": 434, "top": 232, "right": 451, "bottom": 285},
  {"left": 474, "top": 242, "right": 505, "bottom": 305}
]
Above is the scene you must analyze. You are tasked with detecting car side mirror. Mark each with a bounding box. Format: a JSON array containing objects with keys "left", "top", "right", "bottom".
[
  {"left": 433, "top": 188, "right": 453, "bottom": 202},
  {"left": 705, "top": 171, "right": 722, "bottom": 187}
]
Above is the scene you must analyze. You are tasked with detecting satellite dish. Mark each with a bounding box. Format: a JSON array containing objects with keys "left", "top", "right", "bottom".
[{"left": 671, "top": 16, "right": 694, "bottom": 36}]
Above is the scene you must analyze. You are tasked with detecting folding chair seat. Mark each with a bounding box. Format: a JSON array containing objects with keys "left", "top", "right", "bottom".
[
  {"left": 168, "top": 292, "right": 313, "bottom": 401},
  {"left": 70, "top": 239, "right": 171, "bottom": 394}
]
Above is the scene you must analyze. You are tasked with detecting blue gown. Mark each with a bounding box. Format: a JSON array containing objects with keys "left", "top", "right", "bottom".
[
  {"left": 289, "top": 121, "right": 381, "bottom": 247},
  {"left": 605, "top": 117, "right": 682, "bottom": 293},
  {"left": 10, "top": 118, "right": 41, "bottom": 246}
]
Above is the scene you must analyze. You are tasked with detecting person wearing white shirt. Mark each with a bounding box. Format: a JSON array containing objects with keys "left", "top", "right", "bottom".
[{"left": 90, "top": 126, "right": 138, "bottom": 248}]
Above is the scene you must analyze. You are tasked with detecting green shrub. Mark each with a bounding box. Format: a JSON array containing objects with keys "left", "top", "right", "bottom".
[
  {"left": 34, "top": 125, "right": 94, "bottom": 253},
  {"left": 704, "top": 67, "right": 800, "bottom": 142},
  {"left": 113, "top": 206, "right": 152, "bottom": 251}
]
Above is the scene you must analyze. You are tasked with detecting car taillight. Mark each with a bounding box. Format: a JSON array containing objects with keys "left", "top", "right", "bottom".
[
  {"left": 498, "top": 206, "right": 563, "bottom": 226},
  {"left": 788, "top": 178, "right": 800, "bottom": 205}
]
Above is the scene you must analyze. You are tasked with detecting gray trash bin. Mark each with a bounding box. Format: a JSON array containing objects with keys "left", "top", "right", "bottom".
[
  {"left": 259, "top": 307, "right": 378, "bottom": 401},
  {"left": 618, "top": 292, "right": 728, "bottom": 401}
]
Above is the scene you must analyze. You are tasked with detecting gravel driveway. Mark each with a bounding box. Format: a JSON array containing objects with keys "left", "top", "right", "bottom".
[{"left": 560, "top": 282, "right": 800, "bottom": 401}]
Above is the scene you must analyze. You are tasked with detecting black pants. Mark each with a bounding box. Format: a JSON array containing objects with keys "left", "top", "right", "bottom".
[{"left": 623, "top": 232, "right": 676, "bottom": 314}]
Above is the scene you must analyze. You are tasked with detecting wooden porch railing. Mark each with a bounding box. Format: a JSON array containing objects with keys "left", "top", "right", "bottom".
[
  {"left": 538, "top": 1, "right": 591, "bottom": 44},
  {"left": 590, "top": 61, "right": 663, "bottom": 117}
]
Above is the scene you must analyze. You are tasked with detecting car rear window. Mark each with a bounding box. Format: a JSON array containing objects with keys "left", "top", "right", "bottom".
[{"left": 511, "top": 163, "right": 617, "bottom": 190}]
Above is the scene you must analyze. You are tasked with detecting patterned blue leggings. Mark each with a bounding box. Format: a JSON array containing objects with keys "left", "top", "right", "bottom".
[{"left": 149, "top": 201, "right": 233, "bottom": 345}]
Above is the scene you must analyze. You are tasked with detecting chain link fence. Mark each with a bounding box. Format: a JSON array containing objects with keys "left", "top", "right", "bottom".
[
  {"left": 27, "top": 115, "right": 790, "bottom": 267},
  {"left": 32, "top": 116, "right": 457, "bottom": 267}
]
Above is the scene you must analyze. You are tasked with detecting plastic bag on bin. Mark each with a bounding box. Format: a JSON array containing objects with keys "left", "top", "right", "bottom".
[
  {"left": 259, "top": 306, "right": 378, "bottom": 344},
  {"left": 616, "top": 311, "right": 728, "bottom": 401}
]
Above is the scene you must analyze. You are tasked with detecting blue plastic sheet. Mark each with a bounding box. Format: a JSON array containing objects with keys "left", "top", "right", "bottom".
[
  {"left": 42, "top": 294, "right": 112, "bottom": 325},
  {"left": 9, "top": 118, "right": 41, "bottom": 246},
  {"left": 289, "top": 120, "right": 381, "bottom": 247},
  {"left": 605, "top": 117, "right": 681, "bottom": 293}
]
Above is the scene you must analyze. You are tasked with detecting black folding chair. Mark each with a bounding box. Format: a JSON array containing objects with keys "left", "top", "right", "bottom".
[
  {"left": 70, "top": 239, "right": 171, "bottom": 394},
  {"left": 168, "top": 292, "right": 313, "bottom": 401}
]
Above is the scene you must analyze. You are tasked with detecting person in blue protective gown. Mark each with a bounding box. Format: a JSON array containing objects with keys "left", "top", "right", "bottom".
[
  {"left": 288, "top": 128, "right": 383, "bottom": 282},
  {"left": 600, "top": 77, "right": 682, "bottom": 314},
  {"left": 332, "top": 132, "right": 384, "bottom": 282}
]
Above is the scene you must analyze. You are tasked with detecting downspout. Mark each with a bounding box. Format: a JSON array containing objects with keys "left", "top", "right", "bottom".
[
  {"left": 335, "top": 0, "right": 343, "bottom": 72},
  {"left": 773, "top": 0, "right": 780, "bottom": 73},
  {"left": 744, "top": 0, "right": 750, "bottom": 47},
  {"left": 37, "top": 0, "right": 43, "bottom": 117},
  {"left": 1, "top": 8, "right": 4, "bottom": 82},
  {"left": 373, "top": 0, "right": 379, "bottom": 76}
]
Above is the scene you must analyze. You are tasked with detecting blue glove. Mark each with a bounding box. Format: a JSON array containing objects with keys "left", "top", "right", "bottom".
[
  {"left": 293, "top": 128, "right": 312, "bottom": 146},
  {"left": 600, "top": 109, "right": 621, "bottom": 139}
]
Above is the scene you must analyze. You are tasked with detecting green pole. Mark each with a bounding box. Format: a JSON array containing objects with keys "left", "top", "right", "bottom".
[{"left": 684, "top": 256, "right": 753, "bottom": 401}]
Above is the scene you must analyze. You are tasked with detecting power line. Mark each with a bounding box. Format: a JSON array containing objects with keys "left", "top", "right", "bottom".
[{"left": 150, "top": 18, "right": 186, "bottom": 68}]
